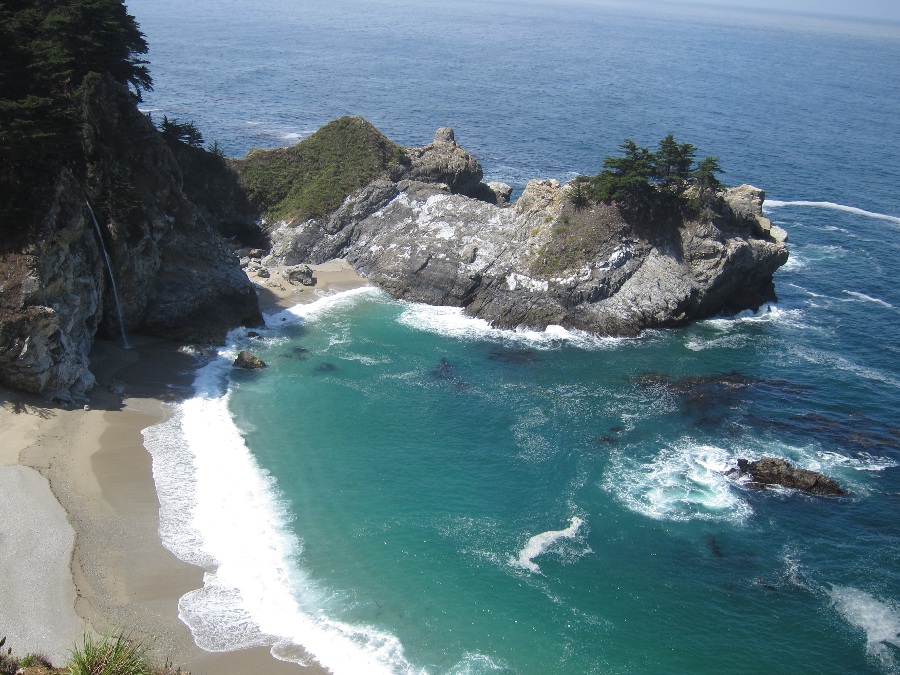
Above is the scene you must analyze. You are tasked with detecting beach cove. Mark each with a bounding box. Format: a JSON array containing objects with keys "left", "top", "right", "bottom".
[
  {"left": 0, "top": 262, "right": 366, "bottom": 673},
  {"left": 2, "top": 0, "right": 899, "bottom": 672}
]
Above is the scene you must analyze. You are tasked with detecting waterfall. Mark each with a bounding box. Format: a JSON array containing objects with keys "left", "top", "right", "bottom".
[{"left": 84, "top": 198, "right": 130, "bottom": 349}]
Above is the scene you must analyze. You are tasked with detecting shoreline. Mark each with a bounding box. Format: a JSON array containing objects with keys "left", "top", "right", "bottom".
[{"left": 0, "top": 260, "right": 368, "bottom": 673}]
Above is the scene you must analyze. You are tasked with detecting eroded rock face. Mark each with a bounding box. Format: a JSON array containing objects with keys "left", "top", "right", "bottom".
[
  {"left": 733, "top": 457, "right": 847, "bottom": 495},
  {"left": 0, "top": 75, "right": 262, "bottom": 397},
  {"left": 0, "top": 173, "right": 101, "bottom": 398},
  {"left": 267, "top": 155, "right": 789, "bottom": 336},
  {"left": 401, "top": 127, "right": 484, "bottom": 196}
]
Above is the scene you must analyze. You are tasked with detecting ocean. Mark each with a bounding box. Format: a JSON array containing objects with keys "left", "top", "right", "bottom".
[{"left": 133, "top": 0, "right": 900, "bottom": 672}]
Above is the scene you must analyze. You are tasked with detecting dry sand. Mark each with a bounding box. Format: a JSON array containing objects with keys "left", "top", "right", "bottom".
[
  {"left": 252, "top": 259, "right": 369, "bottom": 314},
  {"left": 0, "top": 260, "right": 368, "bottom": 673}
]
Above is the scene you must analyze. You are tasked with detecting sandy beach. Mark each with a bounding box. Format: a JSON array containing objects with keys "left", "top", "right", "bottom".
[{"left": 0, "top": 261, "right": 368, "bottom": 673}]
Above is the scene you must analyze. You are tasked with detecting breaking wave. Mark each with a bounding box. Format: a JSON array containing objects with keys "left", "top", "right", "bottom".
[
  {"left": 398, "top": 302, "right": 627, "bottom": 351},
  {"left": 143, "top": 340, "right": 424, "bottom": 674},
  {"left": 603, "top": 441, "right": 753, "bottom": 523}
]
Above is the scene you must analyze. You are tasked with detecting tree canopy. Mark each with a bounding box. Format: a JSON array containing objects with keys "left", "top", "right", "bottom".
[
  {"left": 0, "top": 0, "right": 151, "bottom": 169},
  {"left": 158, "top": 115, "right": 204, "bottom": 148},
  {"left": 586, "top": 135, "right": 723, "bottom": 220}
]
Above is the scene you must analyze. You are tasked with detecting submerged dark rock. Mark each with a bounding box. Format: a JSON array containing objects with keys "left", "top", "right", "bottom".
[
  {"left": 731, "top": 457, "right": 846, "bottom": 496},
  {"left": 707, "top": 538, "right": 725, "bottom": 558},
  {"left": 432, "top": 357, "right": 454, "bottom": 379},
  {"left": 488, "top": 347, "right": 540, "bottom": 364},
  {"left": 749, "top": 411, "right": 900, "bottom": 454},
  {"left": 314, "top": 362, "right": 337, "bottom": 373},
  {"left": 233, "top": 350, "right": 266, "bottom": 369}
]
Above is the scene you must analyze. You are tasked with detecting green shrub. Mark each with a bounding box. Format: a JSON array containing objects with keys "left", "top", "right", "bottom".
[
  {"left": 67, "top": 631, "right": 153, "bottom": 675},
  {"left": 235, "top": 116, "right": 405, "bottom": 223}
]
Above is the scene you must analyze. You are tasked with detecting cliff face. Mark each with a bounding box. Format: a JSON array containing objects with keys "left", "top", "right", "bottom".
[
  {"left": 0, "top": 75, "right": 262, "bottom": 399},
  {"left": 0, "top": 111, "right": 789, "bottom": 397},
  {"left": 265, "top": 129, "right": 788, "bottom": 337}
]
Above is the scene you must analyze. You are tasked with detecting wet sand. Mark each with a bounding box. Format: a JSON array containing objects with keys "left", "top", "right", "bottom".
[{"left": 0, "top": 260, "right": 368, "bottom": 673}]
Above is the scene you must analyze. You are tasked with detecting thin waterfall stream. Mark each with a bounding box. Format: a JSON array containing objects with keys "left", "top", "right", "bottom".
[{"left": 84, "top": 198, "right": 130, "bottom": 349}]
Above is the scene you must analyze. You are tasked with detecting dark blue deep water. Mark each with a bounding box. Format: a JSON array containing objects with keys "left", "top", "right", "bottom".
[{"left": 137, "top": 1, "right": 900, "bottom": 672}]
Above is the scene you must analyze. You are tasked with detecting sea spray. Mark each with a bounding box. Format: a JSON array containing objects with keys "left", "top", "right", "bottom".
[{"left": 603, "top": 442, "right": 753, "bottom": 523}]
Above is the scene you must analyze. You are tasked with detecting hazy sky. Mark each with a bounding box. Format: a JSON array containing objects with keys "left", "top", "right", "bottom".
[{"left": 661, "top": 0, "right": 900, "bottom": 23}]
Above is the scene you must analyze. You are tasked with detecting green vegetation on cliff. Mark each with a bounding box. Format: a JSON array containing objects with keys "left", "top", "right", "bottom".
[{"left": 234, "top": 116, "right": 405, "bottom": 224}]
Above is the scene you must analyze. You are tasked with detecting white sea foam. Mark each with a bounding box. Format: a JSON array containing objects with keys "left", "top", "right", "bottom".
[
  {"left": 829, "top": 586, "right": 900, "bottom": 672},
  {"left": 843, "top": 291, "right": 895, "bottom": 309},
  {"left": 509, "top": 516, "right": 585, "bottom": 573},
  {"left": 764, "top": 200, "right": 900, "bottom": 225},
  {"left": 603, "top": 442, "right": 752, "bottom": 523},
  {"left": 685, "top": 333, "right": 753, "bottom": 351},
  {"left": 398, "top": 302, "right": 626, "bottom": 351},
  {"left": 780, "top": 252, "right": 806, "bottom": 271},
  {"left": 700, "top": 304, "right": 807, "bottom": 332},
  {"left": 266, "top": 285, "right": 381, "bottom": 325},
  {"left": 143, "top": 346, "right": 425, "bottom": 675},
  {"left": 339, "top": 352, "right": 391, "bottom": 366}
]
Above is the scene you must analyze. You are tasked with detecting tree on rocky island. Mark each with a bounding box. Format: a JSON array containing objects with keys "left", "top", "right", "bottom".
[
  {"left": 692, "top": 156, "right": 724, "bottom": 193},
  {"left": 591, "top": 138, "right": 658, "bottom": 219},
  {"left": 655, "top": 134, "right": 696, "bottom": 189},
  {"left": 581, "top": 135, "right": 724, "bottom": 223}
]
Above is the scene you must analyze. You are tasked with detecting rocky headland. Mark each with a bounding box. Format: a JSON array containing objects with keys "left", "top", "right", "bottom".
[
  {"left": 1, "top": 104, "right": 788, "bottom": 399},
  {"left": 261, "top": 123, "right": 788, "bottom": 336}
]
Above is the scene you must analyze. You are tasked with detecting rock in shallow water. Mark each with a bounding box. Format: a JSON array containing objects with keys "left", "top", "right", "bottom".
[
  {"left": 732, "top": 457, "right": 846, "bottom": 495},
  {"left": 233, "top": 350, "right": 266, "bottom": 369}
]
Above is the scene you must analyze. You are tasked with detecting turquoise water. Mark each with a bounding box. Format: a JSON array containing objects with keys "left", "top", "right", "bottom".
[{"left": 134, "top": 0, "right": 900, "bottom": 672}]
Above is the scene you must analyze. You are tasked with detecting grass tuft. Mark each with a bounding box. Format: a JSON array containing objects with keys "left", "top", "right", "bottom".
[
  {"left": 67, "top": 631, "right": 153, "bottom": 675},
  {"left": 20, "top": 652, "right": 53, "bottom": 668}
]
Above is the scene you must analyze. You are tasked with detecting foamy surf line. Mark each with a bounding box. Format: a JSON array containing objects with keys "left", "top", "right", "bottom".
[
  {"left": 764, "top": 200, "right": 900, "bottom": 225},
  {"left": 398, "top": 302, "right": 627, "bottom": 351},
  {"left": 603, "top": 442, "right": 753, "bottom": 523},
  {"left": 266, "top": 285, "right": 383, "bottom": 325},
  {"left": 142, "top": 336, "right": 424, "bottom": 675},
  {"left": 843, "top": 291, "right": 894, "bottom": 309}
]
